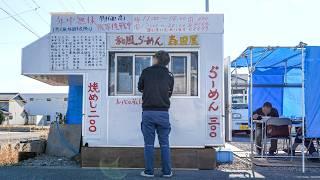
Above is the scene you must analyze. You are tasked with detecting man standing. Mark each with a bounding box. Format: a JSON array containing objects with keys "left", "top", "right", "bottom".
[
  {"left": 138, "top": 50, "right": 174, "bottom": 178},
  {"left": 252, "top": 102, "right": 279, "bottom": 155}
]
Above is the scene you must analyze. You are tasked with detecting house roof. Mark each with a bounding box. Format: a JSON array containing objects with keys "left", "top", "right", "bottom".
[
  {"left": 0, "top": 109, "right": 10, "bottom": 115},
  {"left": 0, "top": 93, "right": 26, "bottom": 103}
]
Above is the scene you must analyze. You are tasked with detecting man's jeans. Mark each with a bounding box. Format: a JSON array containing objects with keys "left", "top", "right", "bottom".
[{"left": 141, "top": 111, "right": 171, "bottom": 175}]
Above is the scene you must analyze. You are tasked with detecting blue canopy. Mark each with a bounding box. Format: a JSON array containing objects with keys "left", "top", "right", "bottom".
[
  {"left": 231, "top": 46, "right": 320, "bottom": 138},
  {"left": 231, "top": 47, "right": 302, "bottom": 69}
]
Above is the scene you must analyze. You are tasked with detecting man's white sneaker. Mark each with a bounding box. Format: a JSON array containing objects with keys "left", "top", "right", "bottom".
[
  {"left": 140, "top": 171, "right": 154, "bottom": 178},
  {"left": 162, "top": 172, "right": 173, "bottom": 178}
]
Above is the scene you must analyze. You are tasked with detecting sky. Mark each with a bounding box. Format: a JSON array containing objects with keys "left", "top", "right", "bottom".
[{"left": 0, "top": 0, "right": 319, "bottom": 93}]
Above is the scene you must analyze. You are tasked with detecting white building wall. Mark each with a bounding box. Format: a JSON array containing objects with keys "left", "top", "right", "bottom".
[
  {"left": 8, "top": 101, "right": 26, "bottom": 125},
  {"left": 21, "top": 93, "right": 68, "bottom": 125}
]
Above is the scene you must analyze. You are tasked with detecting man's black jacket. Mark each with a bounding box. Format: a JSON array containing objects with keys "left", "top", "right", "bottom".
[
  {"left": 138, "top": 64, "right": 174, "bottom": 111},
  {"left": 253, "top": 107, "right": 279, "bottom": 127}
]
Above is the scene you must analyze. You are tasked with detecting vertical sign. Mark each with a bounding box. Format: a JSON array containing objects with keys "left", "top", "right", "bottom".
[
  {"left": 86, "top": 81, "right": 101, "bottom": 136},
  {"left": 207, "top": 65, "right": 221, "bottom": 139}
]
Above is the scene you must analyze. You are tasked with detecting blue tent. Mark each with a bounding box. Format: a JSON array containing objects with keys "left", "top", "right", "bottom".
[{"left": 231, "top": 45, "right": 320, "bottom": 138}]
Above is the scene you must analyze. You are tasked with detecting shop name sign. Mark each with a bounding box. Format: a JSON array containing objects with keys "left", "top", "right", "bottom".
[{"left": 110, "top": 34, "right": 200, "bottom": 48}]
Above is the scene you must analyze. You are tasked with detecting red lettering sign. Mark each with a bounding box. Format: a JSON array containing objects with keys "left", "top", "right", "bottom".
[{"left": 87, "top": 82, "right": 100, "bottom": 133}]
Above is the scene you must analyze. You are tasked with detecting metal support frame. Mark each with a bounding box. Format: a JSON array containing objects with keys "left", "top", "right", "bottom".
[
  {"left": 301, "top": 44, "right": 306, "bottom": 173},
  {"left": 233, "top": 43, "right": 307, "bottom": 173}
]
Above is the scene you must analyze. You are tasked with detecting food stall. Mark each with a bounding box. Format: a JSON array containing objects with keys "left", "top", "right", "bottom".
[{"left": 22, "top": 13, "right": 225, "bottom": 167}]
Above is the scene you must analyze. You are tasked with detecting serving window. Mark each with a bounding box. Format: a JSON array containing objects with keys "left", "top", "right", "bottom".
[{"left": 108, "top": 52, "right": 199, "bottom": 96}]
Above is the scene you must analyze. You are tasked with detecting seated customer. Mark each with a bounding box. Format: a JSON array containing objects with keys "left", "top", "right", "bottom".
[
  {"left": 289, "top": 127, "right": 319, "bottom": 157},
  {"left": 252, "top": 102, "right": 279, "bottom": 155}
]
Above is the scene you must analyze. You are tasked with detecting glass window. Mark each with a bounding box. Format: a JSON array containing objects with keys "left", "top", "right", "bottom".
[
  {"left": 108, "top": 52, "right": 199, "bottom": 97},
  {"left": 232, "top": 89, "right": 245, "bottom": 95},
  {"left": 171, "top": 56, "right": 187, "bottom": 94},
  {"left": 135, "top": 56, "right": 152, "bottom": 95},
  {"left": 191, "top": 53, "right": 198, "bottom": 96},
  {"left": 232, "top": 96, "right": 244, "bottom": 104},
  {"left": 117, "top": 56, "right": 133, "bottom": 94}
]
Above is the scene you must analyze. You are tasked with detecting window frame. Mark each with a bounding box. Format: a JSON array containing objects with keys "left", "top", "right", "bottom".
[
  {"left": 109, "top": 52, "right": 199, "bottom": 98},
  {"left": 114, "top": 53, "right": 135, "bottom": 96},
  {"left": 169, "top": 53, "right": 191, "bottom": 96},
  {"left": 134, "top": 54, "right": 153, "bottom": 95}
]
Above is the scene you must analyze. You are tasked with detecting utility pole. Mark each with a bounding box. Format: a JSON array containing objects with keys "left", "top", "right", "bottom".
[{"left": 205, "top": 0, "right": 209, "bottom": 12}]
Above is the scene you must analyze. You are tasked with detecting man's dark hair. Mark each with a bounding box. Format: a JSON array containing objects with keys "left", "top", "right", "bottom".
[
  {"left": 263, "top": 102, "right": 272, "bottom": 108},
  {"left": 154, "top": 50, "right": 170, "bottom": 66}
]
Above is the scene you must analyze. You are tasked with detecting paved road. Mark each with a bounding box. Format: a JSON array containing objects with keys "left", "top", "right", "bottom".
[{"left": 0, "top": 166, "right": 319, "bottom": 180}]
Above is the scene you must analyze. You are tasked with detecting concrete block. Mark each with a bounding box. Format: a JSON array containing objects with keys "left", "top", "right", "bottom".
[{"left": 45, "top": 124, "right": 81, "bottom": 158}]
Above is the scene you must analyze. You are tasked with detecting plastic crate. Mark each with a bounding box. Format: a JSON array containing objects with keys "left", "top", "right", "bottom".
[{"left": 216, "top": 148, "right": 234, "bottom": 163}]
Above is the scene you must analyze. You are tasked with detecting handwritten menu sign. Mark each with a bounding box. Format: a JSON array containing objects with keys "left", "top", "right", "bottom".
[
  {"left": 51, "top": 14, "right": 223, "bottom": 34},
  {"left": 50, "top": 33, "right": 106, "bottom": 71},
  {"left": 87, "top": 81, "right": 100, "bottom": 134},
  {"left": 207, "top": 65, "right": 221, "bottom": 139},
  {"left": 51, "top": 14, "right": 132, "bottom": 33},
  {"left": 133, "top": 15, "right": 209, "bottom": 33},
  {"left": 110, "top": 34, "right": 164, "bottom": 48},
  {"left": 110, "top": 34, "right": 199, "bottom": 48}
]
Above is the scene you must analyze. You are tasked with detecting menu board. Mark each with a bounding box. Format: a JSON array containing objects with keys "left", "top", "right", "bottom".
[
  {"left": 50, "top": 33, "right": 106, "bottom": 71},
  {"left": 51, "top": 14, "right": 223, "bottom": 34}
]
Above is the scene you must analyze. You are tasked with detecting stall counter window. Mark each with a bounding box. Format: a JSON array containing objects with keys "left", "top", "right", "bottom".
[{"left": 108, "top": 52, "right": 199, "bottom": 97}]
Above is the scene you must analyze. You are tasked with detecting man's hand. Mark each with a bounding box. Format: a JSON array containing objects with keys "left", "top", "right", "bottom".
[
  {"left": 297, "top": 127, "right": 302, "bottom": 133},
  {"left": 253, "top": 114, "right": 259, "bottom": 120}
]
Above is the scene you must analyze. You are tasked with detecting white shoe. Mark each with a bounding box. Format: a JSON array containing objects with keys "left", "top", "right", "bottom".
[
  {"left": 140, "top": 171, "right": 154, "bottom": 178},
  {"left": 162, "top": 172, "right": 173, "bottom": 178}
]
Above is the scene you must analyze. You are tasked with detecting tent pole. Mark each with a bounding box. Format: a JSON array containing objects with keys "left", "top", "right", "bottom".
[
  {"left": 249, "top": 47, "right": 254, "bottom": 168},
  {"left": 284, "top": 61, "right": 287, "bottom": 84},
  {"left": 301, "top": 46, "right": 305, "bottom": 173}
]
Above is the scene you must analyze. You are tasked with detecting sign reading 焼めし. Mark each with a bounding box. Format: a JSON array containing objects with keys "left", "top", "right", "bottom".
[
  {"left": 51, "top": 14, "right": 223, "bottom": 34},
  {"left": 110, "top": 34, "right": 200, "bottom": 48},
  {"left": 206, "top": 65, "right": 221, "bottom": 140},
  {"left": 86, "top": 81, "right": 101, "bottom": 136}
]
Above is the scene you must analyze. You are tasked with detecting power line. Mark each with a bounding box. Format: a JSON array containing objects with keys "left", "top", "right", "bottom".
[
  {"left": 57, "top": 0, "right": 70, "bottom": 11},
  {"left": 1, "top": 0, "right": 38, "bottom": 36},
  {"left": 0, "top": 7, "right": 38, "bottom": 21},
  {"left": 24, "top": 0, "right": 49, "bottom": 25},
  {"left": 76, "top": 0, "right": 86, "bottom": 12},
  {"left": 0, "top": 7, "right": 40, "bottom": 37}
]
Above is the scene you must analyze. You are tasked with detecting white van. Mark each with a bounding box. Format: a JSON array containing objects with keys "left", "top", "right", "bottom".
[{"left": 232, "top": 89, "right": 249, "bottom": 134}]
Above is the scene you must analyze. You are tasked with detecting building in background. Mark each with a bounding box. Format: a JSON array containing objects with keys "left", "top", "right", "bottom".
[
  {"left": 21, "top": 93, "right": 68, "bottom": 125},
  {"left": 0, "top": 93, "right": 27, "bottom": 125}
]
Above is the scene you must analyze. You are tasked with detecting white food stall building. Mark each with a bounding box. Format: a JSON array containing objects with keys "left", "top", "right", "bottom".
[{"left": 22, "top": 13, "right": 225, "bottom": 167}]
